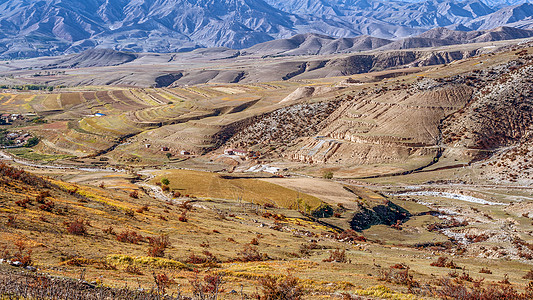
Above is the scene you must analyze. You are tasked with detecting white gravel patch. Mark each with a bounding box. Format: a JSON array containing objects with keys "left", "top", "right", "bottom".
[{"left": 393, "top": 191, "right": 506, "bottom": 205}]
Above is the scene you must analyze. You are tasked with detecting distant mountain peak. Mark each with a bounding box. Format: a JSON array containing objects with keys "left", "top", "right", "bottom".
[{"left": 0, "top": 0, "right": 533, "bottom": 58}]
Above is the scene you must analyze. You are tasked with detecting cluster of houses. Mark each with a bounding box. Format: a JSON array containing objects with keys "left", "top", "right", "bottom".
[
  {"left": 224, "top": 148, "right": 260, "bottom": 159},
  {"left": 0, "top": 113, "right": 24, "bottom": 124},
  {"left": 144, "top": 144, "right": 192, "bottom": 156},
  {"left": 3, "top": 131, "right": 33, "bottom": 147}
]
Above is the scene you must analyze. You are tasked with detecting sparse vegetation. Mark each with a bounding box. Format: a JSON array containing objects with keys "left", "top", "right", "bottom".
[
  {"left": 147, "top": 235, "right": 171, "bottom": 257},
  {"left": 2, "top": 36, "right": 533, "bottom": 300},
  {"left": 258, "top": 274, "right": 306, "bottom": 300},
  {"left": 65, "top": 219, "right": 88, "bottom": 235}
]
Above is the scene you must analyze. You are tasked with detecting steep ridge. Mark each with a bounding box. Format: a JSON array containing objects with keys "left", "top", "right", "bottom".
[
  {"left": 379, "top": 27, "right": 533, "bottom": 50},
  {"left": 244, "top": 33, "right": 393, "bottom": 56}
]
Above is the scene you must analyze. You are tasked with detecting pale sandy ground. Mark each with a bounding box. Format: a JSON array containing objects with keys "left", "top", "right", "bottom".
[{"left": 261, "top": 177, "right": 359, "bottom": 209}]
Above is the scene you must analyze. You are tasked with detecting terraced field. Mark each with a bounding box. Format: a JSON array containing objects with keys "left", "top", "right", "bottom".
[{"left": 0, "top": 82, "right": 297, "bottom": 161}]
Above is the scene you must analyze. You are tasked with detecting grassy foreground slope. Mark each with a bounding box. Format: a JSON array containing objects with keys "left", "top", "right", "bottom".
[{"left": 1, "top": 162, "right": 533, "bottom": 299}]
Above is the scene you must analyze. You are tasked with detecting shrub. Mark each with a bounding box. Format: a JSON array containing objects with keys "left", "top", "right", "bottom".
[
  {"left": 237, "top": 245, "right": 265, "bottom": 262},
  {"left": 39, "top": 200, "right": 54, "bottom": 212},
  {"left": 299, "top": 241, "right": 319, "bottom": 256},
  {"left": 518, "top": 251, "right": 533, "bottom": 260},
  {"left": 35, "top": 191, "right": 50, "bottom": 203},
  {"left": 338, "top": 229, "right": 366, "bottom": 243},
  {"left": 162, "top": 185, "right": 170, "bottom": 192},
  {"left": 323, "top": 172, "right": 333, "bottom": 179},
  {"left": 147, "top": 235, "right": 171, "bottom": 257},
  {"left": 430, "top": 257, "right": 460, "bottom": 269},
  {"left": 154, "top": 272, "right": 175, "bottom": 294},
  {"left": 459, "top": 272, "right": 473, "bottom": 282},
  {"left": 116, "top": 230, "right": 144, "bottom": 244},
  {"left": 24, "top": 137, "right": 39, "bottom": 148},
  {"left": 125, "top": 265, "right": 143, "bottom": 275},
  {"left": 178, "top": 211, "right": 187, "bottom": 222},
  {"left": 436, "top": 277, "right": 533, "bottom": 299},
  {"left": 13, "top": 240, "right": 32, "bottom": 267},
  {"left": 378, "top": 266, "right": 419, "bottom": 289},
  {"left": 65, "top": 219, "right": 87, "bottom": 235},
  {"left": 178, "top": 200, "right": 192, "bottom": 211},
  {"left": 189, "top": 270, "right": 224, "bottom": 300},
  {"left": 250, "top": 238, "right": 259, "bottom": 245},
  {"left": 263, "top": 203, "right": 276, "bottom": 209},
  {"left": 480, "top": 268, "right": 492, "bottom": 274},
  {"left": 160, "top": 178, "right": 170, "bottom": 186},
  {"left": 136, "top": 205, "right": 149, "bottom": 213},
  {"left": 15, "top": 198, "right": 31, "bottom": 208},
  {"left": 103, "top": 226, "right": 115, "bottom": 235},
  {"left": 498, "top": 274, "right": 511, "bottom": 285},
  {"left": 124, "top": 209, "right": 135, "bottom": 217},
  {"left": 323, "top": 248, "right": 349, "bottom": 263},
  {"left": 259, "top": 274, "right": 305, "bottom": 300},
  {"left": 391, "top": 263, "right": 407, "bottom": 269},
  {"left": 187, "top": 253, "right": 207, "bottom": 264},
  {"left": 390, "top": 220, "right": 403, "bottom": 230},
  {"left": 465, "top": 233, "right": 490, "bottom": 243},
  {"left": 129, "top": 190, "right": 139, "bottom": 199},
  {"left": 6, "top": 215, "right": 16, "bottom": 227}
]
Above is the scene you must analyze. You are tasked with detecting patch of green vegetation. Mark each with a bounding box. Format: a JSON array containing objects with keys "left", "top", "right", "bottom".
[
  {"left": 23, "top": 137, "right": 39, "bottom": 147},
  {"left": 7, "top": 148, "right": 74, "bottom": 162},
  {"left": 0, "top": 84, "right": 54, "bottom": 91},
  {"left": 0, "top": 129, "right": 14, "bottom": 147}
]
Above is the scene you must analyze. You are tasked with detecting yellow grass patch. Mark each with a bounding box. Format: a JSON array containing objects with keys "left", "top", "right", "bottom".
[
  {"left": 49, "top": 179, "right": 136, "bottom": 211},
  {"left": 106, "top": 254, "right": 191, "bottom": 270},
  {"left": 154, "top": 170, "right": 323, "bottom": 209},
  {"left": 352, "top": 285, "right": 417, "bottom": 300}
]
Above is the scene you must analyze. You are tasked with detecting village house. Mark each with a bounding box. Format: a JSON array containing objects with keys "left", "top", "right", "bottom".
[
  {"left": 224, "top": 148, "right": 248, "bottom": 157},
  {"left": 0, "top": 113, "right": 23, "bottom": 123}
]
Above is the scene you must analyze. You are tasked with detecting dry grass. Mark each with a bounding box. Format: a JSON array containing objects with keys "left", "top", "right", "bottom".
[{"left": 153, "top": 170, "right": 323, "bottom": 210}]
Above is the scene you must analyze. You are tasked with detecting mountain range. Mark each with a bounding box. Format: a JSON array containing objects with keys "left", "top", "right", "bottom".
[{"left": 1, "top": 0, "right": 533, "bottom": 58}]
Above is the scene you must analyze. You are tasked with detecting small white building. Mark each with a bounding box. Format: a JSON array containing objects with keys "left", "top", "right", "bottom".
[{"left": 224, "top": 148, "right": 247, "bottom": 157}]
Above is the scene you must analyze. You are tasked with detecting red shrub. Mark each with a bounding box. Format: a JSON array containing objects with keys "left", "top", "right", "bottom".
[
  {"left": 116, "top": 230, "right": 144, "bottom": 244},
  {"left": 237, "top": 245, "right": 265, "bottom": 262},
  {"left": 13, "top": 240, "right": 32, "bottom": 267},
  {"left": 39, "top": 200, "right": 54, "bottom": 212},
  {"left": 15, "top": 198, "right": 31, "bottom": 208},
  {"left": 259, "top": 274, "right": 305, "bottom": 300},
  {"left": 323, "top": 248, "right": 349, "bottom": 263},
  {"left": 338, "top": 229, "right": 366, "bottom": 243},
  {"left": 66, "top": 219, "right": 88, "bottom": 235},
  {"left": 147, "top": 235, "right": 171, "bottom": 257},
  {"left": 178, "top": 211, "right": 187, "bottom": 222},
  {"left": 431, "top": 257, "right": 460, "bottom": 269}
]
